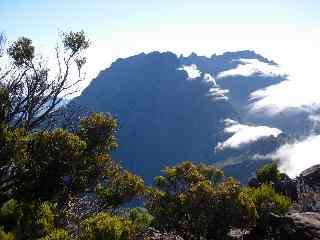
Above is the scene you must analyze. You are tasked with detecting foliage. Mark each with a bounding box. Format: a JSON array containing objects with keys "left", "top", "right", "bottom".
[
  {"left": 0, "top": 112, "right": 119, "bottom": 205},
  {"left": 7, "top": 37, "right": 34, "bottom": 66},
  {"left": 41, "top": 229, "right": 70, "bottom": 240},
  {"left": 145, "top": 161, "right": 257, "bottom": 240},
  {"left": 0, "top": 31, "right": 146, "bottom": 240},
  {"left": 0, "top": 200, "right": 57, "bottom": 239},
  {"left": 0, "top": 227, "right": 15, "bottom": 240},
  {"left": 78, "top": 213, "right": 135, "bottom": 240},
  {"left": 0, "top": 112, "right": 143, "bottom": 238},
  {"left": 256, "top": 162, "right": 282, "bottom": 184},
  {"left": 244, "top": 184, "right": 291, "bottom": 236},
  {"left": 245, "top": 184, "right": 291, "bottom": 216},
  {"left": 128, "top": 208, "right": 153, "bottom": 231},
  {"left": 79, "top": 112, "right": 118, "bottom": 154},
  {"left": 97, "top": 164, "right": 145, "bottom": 208}
]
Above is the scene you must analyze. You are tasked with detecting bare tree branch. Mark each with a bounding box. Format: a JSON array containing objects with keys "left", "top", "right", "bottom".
[{"left": 0, "top": 30, "right": 90, "bottom": 132}]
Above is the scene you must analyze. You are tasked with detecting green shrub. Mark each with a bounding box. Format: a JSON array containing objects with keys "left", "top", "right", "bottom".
[
  {"left": 256, "top": 162, "right": 281, "bottom": 184},
  {"left": 78, "top": 213, "right": 135, "bottom": 240},
  {"left": 244, "top": 184, "right": 291, "bottom": 236},
  {"left": 0, "top": 200, "right": 57, "bottom": 239},
  {"left": 0, "top": 227, "right": 15, "bottom": 240},
  {"left": 128, "top": 208, "right": 153, "bottom": 231},
  {"left": 41, "top": 229, "right": 70, "bottom": 240},
  {"left": 146, "top": 161, "right": 257, "bottom": 240}
]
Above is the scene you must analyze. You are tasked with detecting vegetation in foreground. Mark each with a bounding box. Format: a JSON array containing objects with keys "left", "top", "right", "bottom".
[{"left": 0, "top": 31, "right": 292, "bottom": 239}]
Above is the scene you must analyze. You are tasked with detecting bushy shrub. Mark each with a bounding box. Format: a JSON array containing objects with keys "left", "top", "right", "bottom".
[
  {"left": 0, "top": 227, "right": 15, "bottom": 240},
  {"left": 128, "top": 208, "right": 153, "bottom": 231},
  {"left": 244, "top": 184, "right": 291, "bottom": 236},
  {"left": 41, "top": 229, "right": 70, "bottom": 240},
  {"left": 0, "top": 200, "right": 57, "bottom": 239},
  {"left": 97, "top": 167, "right": 145, "bottom": 208},
  {"left": 256, "top": 162, "right": 281, "bottom": 184},
  {"left": 145, "top": 161, "right": 257, "bottom": 240},
  {"left": 78, "top": 213, "right": 135, "bottom": 240}
]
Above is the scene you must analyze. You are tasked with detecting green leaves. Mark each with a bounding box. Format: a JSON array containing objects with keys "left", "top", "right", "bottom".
[
  {"left": 97, "top": 165, "right": 145, "bottom": 208},
  {"left": 244, "top": 184, "right": 291, "bottom": 216},
  {"left": 79, "top": 112, "right": 118, "bottom": 154},
  {"left": 0, "top": 112, "right": 120, "bottom": 204},
  {"left": 7, "top": 37, "right": 34, "bottom": 66},
  {"left": 62, "top": 30, "right": 89, "bottom": 54},
  {"left": 256, "top": 162, "right": 282, "bottom": 184},
  {"left": 0, "top": 227, "right": 15, "bottom": 240},
  {"left": 0, "top": 200, "right": 58, "bottom": 239},
  {"left": 78, "top": 213, "right": 135, "bottom": 240},
  {"left": 146, "top": 161, "right": 256, "bottom": 240},
  {"left": 243, "top": 184, "right": 291, "bottom": 236},
  {"left": 41, "top": 229, "right": 70, "bottom": 240}
]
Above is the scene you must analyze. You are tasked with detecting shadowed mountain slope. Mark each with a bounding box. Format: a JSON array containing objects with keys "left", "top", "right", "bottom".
[{"left": 73, "top": 51, "right": 287, "bottom": 183}]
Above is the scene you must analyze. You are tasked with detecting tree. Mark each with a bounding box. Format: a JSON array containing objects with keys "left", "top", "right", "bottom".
[
  {"left": 0, "top": 31, "right": 146, "bottom": 240},
  {"left": 0, "top": 31, "right": 89, "bottom": 132},
  {"left": 145, "top": 161, "right": 257, "bottom": 240},
  {"left": 256, "top": 162, "right": 282, "bottom": 184},
  {"left": 1, "top": 112, "right": 119, "bottom": 205},
  {"left": 0, "top": 112, "right": 145, "bottom": 239}
]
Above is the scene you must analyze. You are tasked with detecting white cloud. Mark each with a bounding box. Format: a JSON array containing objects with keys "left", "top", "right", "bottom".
[
  {"left": 207, "top": 87, "right": 229, "bottom": 101},
  {"left": 203, "top": 73, "right": 217, "bottom": 85},
  {"left": 217, "top": 58, "right": 285, "bottom": 79},
  {"left": 250, "top": 75, "right": 320, "bottom": 115},
  {"left": 273, "top": 135, "right": 320, "bottom": 178},
  {"left": 216, "top": 119, "right": 282, "bottom": 149},
  {"left": 178, "top": 64, "right": 201, "bottom": 79}
]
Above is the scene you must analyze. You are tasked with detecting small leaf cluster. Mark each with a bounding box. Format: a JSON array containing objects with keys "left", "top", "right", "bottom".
[{"left": 77, "top": 213, "right": 135, "bottom": 240}]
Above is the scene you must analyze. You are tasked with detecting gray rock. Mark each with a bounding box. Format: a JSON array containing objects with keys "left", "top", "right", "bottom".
[
  {"left": 268, "top": 212, "right": 320, "bottom": 240},
  {"left": 135, "top": 228, "right": 184, "bottom": 240},
  {"left": 297, "top": 164, "right": 320, "bottom": 212},
  {"left": 300, "top": 164, "right": 320, "bottom": 190}
]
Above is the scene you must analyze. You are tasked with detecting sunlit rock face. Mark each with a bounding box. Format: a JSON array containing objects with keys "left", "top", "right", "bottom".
[{"left": 73, "top": 51, "right": 289, "bottom": 183}]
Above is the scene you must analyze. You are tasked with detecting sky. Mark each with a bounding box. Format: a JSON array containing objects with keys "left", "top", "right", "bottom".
[{"left": 2, "top": 0, "right": 320, "bottom": 92}]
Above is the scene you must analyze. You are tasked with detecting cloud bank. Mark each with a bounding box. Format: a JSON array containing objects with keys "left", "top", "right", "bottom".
[
  {"left": 217, "top": 58, "right": 285, "bottom": 79},
  {"left": 273, "top": 135, "right": 320, "bottom": 178},
  {"left": 250, "top": 77, "right": 320, "bottom": 115},
  {"left": 217, "top": 119, "right": 282, "bottom": 149}
]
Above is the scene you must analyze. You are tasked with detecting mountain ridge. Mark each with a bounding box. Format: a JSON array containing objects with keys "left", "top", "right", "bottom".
[{"left": 72, "top": 50, "right": 289, "bottom": 183}]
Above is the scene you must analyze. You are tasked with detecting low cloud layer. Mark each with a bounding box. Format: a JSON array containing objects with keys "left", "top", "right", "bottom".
[
  {"left": 179, "top": 64, "right": 201, "bottom": 79},
  {"left": 217, "top": 58, "right": 285, "bottom": 79},
  {"left": 207, "top": 87, "right": 229, "bottom": 101},
  {"left": 216, "top": 119, "right": 282, "bottom": 149},
  {"left": 273, "top": 135, "right": 320, "bottom": 178},
  {"left": 250, "top": 78, "right": 320, "bottom": 115}
]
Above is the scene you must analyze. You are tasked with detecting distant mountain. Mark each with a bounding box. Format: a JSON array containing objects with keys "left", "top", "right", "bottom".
[{"left": 72, "top": 51, "right": 289, "bottom": 183}]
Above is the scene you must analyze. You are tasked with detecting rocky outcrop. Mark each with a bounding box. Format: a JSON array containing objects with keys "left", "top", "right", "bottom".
[
  {"left": 297, "top": 165, "right": 320, "bottom": 212},
  {"left": 268, "top": 212, "right": 320, "bottom": 240},
  {"left": 135, "top": 228, "right": 184, "bottom": 240},
  {"left": 274, "top": 174, "right": 298, "bottom": 202}
]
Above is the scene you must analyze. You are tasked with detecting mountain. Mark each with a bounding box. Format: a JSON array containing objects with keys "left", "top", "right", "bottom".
[{"left": 72, "top": 51, "right": 289, "bottom": 184}]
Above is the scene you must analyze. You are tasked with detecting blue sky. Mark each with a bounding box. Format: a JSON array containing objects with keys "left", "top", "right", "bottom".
[{"left": 2, "top": 1, "right": 320, "bottom": 96}]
